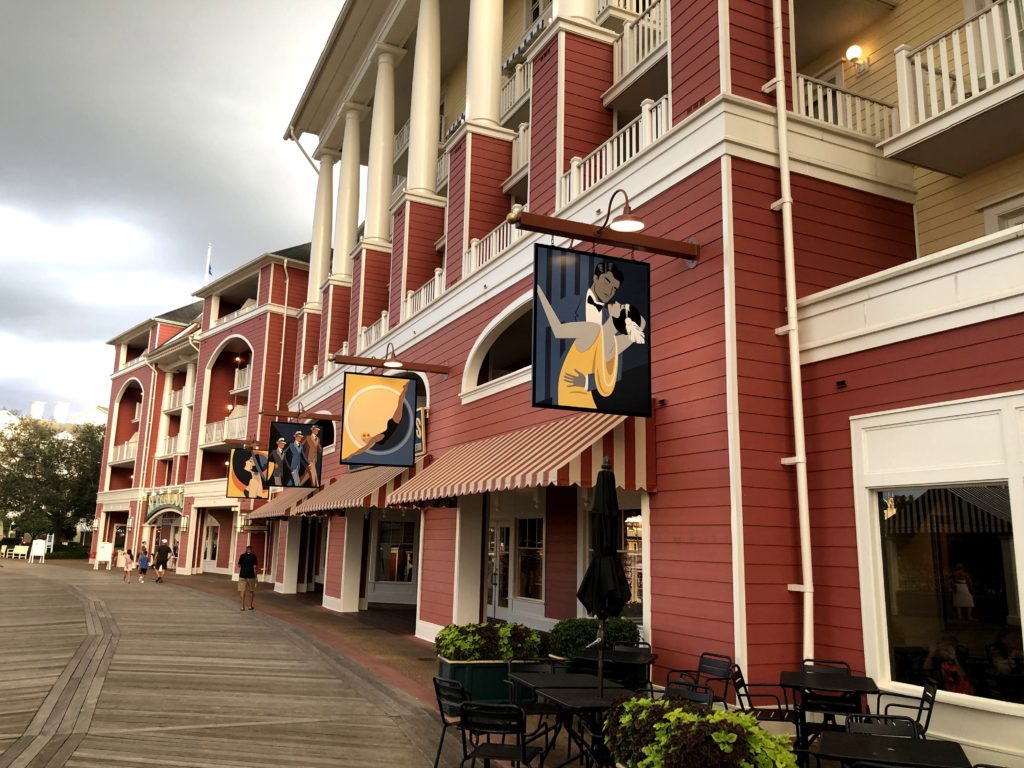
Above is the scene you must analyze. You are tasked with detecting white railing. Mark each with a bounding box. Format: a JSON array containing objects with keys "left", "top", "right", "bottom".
[
  {"left": 359, "top": 310, "right": 389, "bottom": 352},
  {"left": 463, "top": 209, "right": 527, "bottom": 277},
  {"left": 165, "top": 388, "right": 184, "bottom": 411},
  {"left": 214, "top": 302, "right": 257, "bottom": 327},
  {"left": 393, "top": 118, "right": 410, "bottom": 157},
  {"left": 391, "top": 175, "right": 407, "bottom": 206},
  {"left": 895, "top": 0, "right": 1024, "bottom": 132},
  {"left": 203, "top": 413, "right": 247, "bottom": 445},
  {"left": 403, "top": 268, "right": 445, "bottom": 321},
  {"left": 598, "top": 0, "right": 652, "bottom": 15},
  {"left": 297, "top": 364, "right": 318, "bottom": 395},
  {"left": 322, "top": 355, "right": 342, "bottom": 378},
  {"left": 159, "top": 434, "right": 178, "bottom": 456},
  {"left": 795, "top": 74, "right": 897, "bottom": 141},
  {"left": 233, "top": 365, "right": 251, "bottom": 391},
  {"left": 436, "top": 152, "right": 450, "bottom": 190},
  {"left": 613, "top": 0, "right": 667, "bottom": 82},
  {"left": 559, "top": 96, "right": 670, "bottom": 206},
  {"left": 109, "top": 439, "right": 138, "bottom": 464},
  {"left": 500, "top": 61, "right": 533, "bottom": 119},
  {"left": 511, "top": 123, "right": 531, "bottom": 175},
  {"left": 502, "top": 17, "right": 547, "bottom": 72}
]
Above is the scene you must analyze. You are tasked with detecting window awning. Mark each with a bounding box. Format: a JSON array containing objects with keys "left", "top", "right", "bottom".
[
  {"left": 294, "top": 458, "right": 427, "bottom": 515},
  {"left": 387, "top": 411, "right": 654, "bottom": 506},
  {"left": 245, "top": 488, "right": 314, "bottom": 521}
]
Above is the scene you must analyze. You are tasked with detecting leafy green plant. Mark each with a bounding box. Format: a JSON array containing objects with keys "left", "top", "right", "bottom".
[
  {"left": 548, "top": 617, "right": 640, "bottom": 658},
  {"left": 605, "top": 697, "right": 797, "bottom": 768},
  {"left": 435, "top": 622, "right": 541, "bottom": 661}
]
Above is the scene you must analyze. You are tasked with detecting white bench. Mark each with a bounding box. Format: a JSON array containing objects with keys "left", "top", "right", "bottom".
[{"left": 9, "top": 545, "right": 29, "bottom": 560}]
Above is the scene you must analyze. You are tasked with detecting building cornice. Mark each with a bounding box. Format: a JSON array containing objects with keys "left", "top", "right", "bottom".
[{"left": 193, "top": 303, "right": 299, "bottom": 342}]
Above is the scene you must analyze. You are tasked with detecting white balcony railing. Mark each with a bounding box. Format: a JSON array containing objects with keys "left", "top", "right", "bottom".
[
  {"left": 109, "top": 439, "right": 138, "bottom": 464},
  {"left": 297, "top": 364, "right": 318, "bottom": 395},
  {"left": 233, "top": 365, "right": 251, "bottom": 391},
  {"left": 598, "top": 0, "right": 652, "bottom": 15},
  {"left": 393, "top": 117, "right": 411, "bottom": 158},
  {"left": 391, "top": 175, "right": 407, "bottom": 206},
  {"left": 359, "top": 311, "right": 389, "bottom": 353},
  {"left": 559, "top": 95, "right": 670, "bottom": 207},
  {"left": 500, "top": 61, "right": 533, "bottom": 119},
  {"left": 436, "top": 152, "right": 450, "bottom": 191},
  {"left": 202, "top": 413, "right": 248, "bottom": 445},
  {"left": 158, "top": 434, "right": 178, "bottom": 456},
  {"left": 165, "top": 388, "right": 184, "bottom": 411},
  {"left": 795, "top": 74, "right": 897, "bottom": 141},
  {"left": 613, "top": 0, "right": 667, "bottom": 82},
  {"left": 214, "top": 299, "right": 257, "bottom": 327},
  {"left": 403, "top": 268, "right": 445, "bottom": 321},
  {"left": 895, "top": 0, "right": 1024, "bottom": 132},
  {"left": 130, "top": 402, "right": 142, "bottom": 422},
  {"left": 463, "top": 209, "right": 527, "bottom": 277},
  {"left": 511, "top": 123, "right": 531, "bottom": 175}
]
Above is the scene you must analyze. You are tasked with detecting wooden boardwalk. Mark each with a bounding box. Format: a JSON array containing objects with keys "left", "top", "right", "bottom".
[{"left": 0, "top": 562, "right": 444, "bottom": 767}]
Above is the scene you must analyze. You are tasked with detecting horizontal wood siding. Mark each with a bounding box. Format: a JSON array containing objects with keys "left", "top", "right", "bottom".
[
  {"left": 528, "top": 37, "right": 559, "bottom": 215},
  {"left": 467, "top": 134, "right": 513, "bottom": 240},
  {"left": 544, "top": 486, "right": 578, "bottom": 620},
  {"left": 349, "top": 251, "right": 363, "bottom": 351},
  {"left": 562, "top": 34, "right": 613, "bottom": 172},
  {"left": 406, "top": 201, "right": 446, "bottom": 291},
  {"left": 360, "top": 247, "right": 391, "bottom": 327},
  {"left": 389, "top": 204, "right": 407, "bottom": 326},
  {"left": 420, "top": 507, "right": 457, "bottom": 626},
  {"left": 671, "top": 0, "right": 720, "bottom": 123},
  {"left": 729, "top": 0, "right": 790, "bottom": 108},
  {"left": 260, "top": 264, "right": 273, "bottom": 305},
  {"left": 444, "top": 139, "right": 468, "bottom": 287},
  {"left": 324, "top": 516, "right": 344, "bottom": 600},
  {"left": 327, "top": 284, "right": 352, "bottom": 355},
  {"left": 802, "top": 314, "right": 1024, "bottom": 667},
  {"left": 300, "top": 311, "right": 320, "bottom": 376}
]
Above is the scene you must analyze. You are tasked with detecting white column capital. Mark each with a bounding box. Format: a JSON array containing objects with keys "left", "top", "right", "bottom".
[{"left": 373, "top": 42, "right": 406, "bottom": 66}]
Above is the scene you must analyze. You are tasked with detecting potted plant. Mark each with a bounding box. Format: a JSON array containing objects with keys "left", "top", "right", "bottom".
[
  {"left": 605, "top": 697, "right": 797, "bottom": 768},
  {"left": 435, "top": 622, "right": 542, "bottom": 700},
  {"left": 548, "top": 617, "right": 641, "bottom": 659}
]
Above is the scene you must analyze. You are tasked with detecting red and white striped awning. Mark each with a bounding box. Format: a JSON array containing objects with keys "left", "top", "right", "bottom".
[
  {"left": 245, "top": 488, "right": 314, "bottom": 521},
  {"left": 387, "top": 411, "right": 654, "bottom": 506},
  {"left": 294, "top": 458, "right": 427, "bottom": 514}
]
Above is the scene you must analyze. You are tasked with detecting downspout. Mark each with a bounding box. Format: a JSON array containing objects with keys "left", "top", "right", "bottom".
[
  {"left": 768, "top": 0, "right": 814, "bottom": 659},
  {"left": 139, "top": 360, "right": 162, "bottom": 553},
  {"left": 277, "top": 260, "right": 291, "bottom": 409}
]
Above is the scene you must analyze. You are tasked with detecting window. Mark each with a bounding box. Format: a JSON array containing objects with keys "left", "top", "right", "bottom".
[
  {"left": 586, "top": 508, "right": 644, "bottom": 619},
  {"left": 516, "top": 517, "right": 543, "bottom": 600},
  {"left": 878, "top": 484, "right": 1023, "bottom": 704},
  {"left": 477, "top": 310, "right": 532, "bottom": 386},
  {"left": 375, "top": 520, "right": 415, "bottom": 582}
]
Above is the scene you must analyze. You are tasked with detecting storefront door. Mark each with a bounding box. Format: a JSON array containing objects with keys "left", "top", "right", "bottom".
[
  {"left": 201, "top": 522, "right": 219, "bottom": 572},
  {"left": 487, "top": 524, "right": 511, "bottom": 620}
]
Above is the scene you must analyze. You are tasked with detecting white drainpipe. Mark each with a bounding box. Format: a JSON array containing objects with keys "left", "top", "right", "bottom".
[{"left": 769, "top": 0, "right": 814, "bottom": 659}]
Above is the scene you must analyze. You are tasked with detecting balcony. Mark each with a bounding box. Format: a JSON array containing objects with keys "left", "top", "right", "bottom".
[
  {"left": 503, "top": 123, "right": 531, "bottom": 199},
  {"left": 297, "top": 364, "right": 319, "bottom": 395},
  {"left": 109, "top": 439, "right": 138, "bottom": 465},
  {"left": 502, "top": 16, "right": 547, "bottom": 74},
  {"left": 164, "top": 388, "right": 185, "bottom": 412},
  {"left": 393, "top": 117, "right": 410, "bottom": 159},
  {"left": 597, "top": 0, "right": 647, "bottom": 29},
  {"left": 130, "top": 402, "right": 142, "bottom": 423},
  {"left": 391, "top": 175, "right": 407, "bottom": 207},
  {"left": 232, "top": 365, "right": 251, "bottom": 392},
  {"left": 500, "top": 61, "right": 532, "bottom": 125},
  {"left": 795, "top": 74, "right": 896, "bottom": 142},
  {"left": 202, "top": 413, "right": 248, "bottom": 445},
  {"left": 463, "top": 209, "right": 527, "bottom": 277},
  {"left": 436, "top": 152, "right": 449, "bottom": 192},
  {"left": 559, "top": 95, "right": 670, "bottom": 207},
  {"left": 612, "top": 0, "right": 667, "bottom": 84},
  {"left": 213, "top": 298, "right": 257, "bottom": 328},
  {"left": 157, "top": 434, "right": 180, "bottom": 457},
  {"left": 359, "top": 311, "right": 389, "bottom": 353},
  {"left": 883, "top": 0, "right": 1024, "bottom": 175},
  {"left": 402, "top": 268, "right": 445, "bottom": 321}
]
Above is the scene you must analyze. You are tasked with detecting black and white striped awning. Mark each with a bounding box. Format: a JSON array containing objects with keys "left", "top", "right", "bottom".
[{"left": 881, "top": 485, "right": 1012, "bottom": 536}]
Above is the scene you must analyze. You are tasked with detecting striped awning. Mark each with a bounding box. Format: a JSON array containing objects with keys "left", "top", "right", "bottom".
[
  {"left": 387, "top": 411, "right": 654, "bottom": 505},
  {"left": 245, "top": 488, "right": 314, "bottom": 520},
  {"left": 883, "top": 486, "right": 1012, "bottom": 535},
  {"left": 294, "top": 458, "right": 426, "bottom": 515}
]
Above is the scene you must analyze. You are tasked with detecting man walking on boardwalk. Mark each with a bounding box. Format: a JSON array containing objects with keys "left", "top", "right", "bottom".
[
  {"left": 238, "top": 545, "right": 258, "bottom": 610},
  {"left": 154, "top": 538, "right": 172, "bottom": 583}
]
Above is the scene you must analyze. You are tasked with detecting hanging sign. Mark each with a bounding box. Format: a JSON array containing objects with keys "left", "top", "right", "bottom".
[
  {"left": 340, "top": 373, "right": 417, "bottom": 467},
  {"left": 226, "top": 448, "right": 270, "bottom": 499},
  {"left": 265, "top": 422, "right": 324, "bottom": 488}
]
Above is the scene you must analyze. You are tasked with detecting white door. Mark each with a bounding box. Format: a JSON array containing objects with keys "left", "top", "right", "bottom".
[
  {"left": 486, "top": 524, "right": 512, "bottom": 621},
  {"left": 201, "top": 522, "right": 220, "bottom": 571}
]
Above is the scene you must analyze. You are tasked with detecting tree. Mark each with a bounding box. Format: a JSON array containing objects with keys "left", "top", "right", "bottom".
[{"left": 0, "top": 418, "right": 104, "bottom": 544}]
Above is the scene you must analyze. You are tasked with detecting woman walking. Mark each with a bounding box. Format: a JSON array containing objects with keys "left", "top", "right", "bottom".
[{"left": 122, "top": 549, "right": 135, "bottom": 584}]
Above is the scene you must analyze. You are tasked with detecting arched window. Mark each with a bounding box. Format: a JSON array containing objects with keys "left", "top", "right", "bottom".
[
  {"left": 462, "top": 293, "right": 532, "bottom": 403},
  {"left": 477, "top": 310, "right": 532, "bottom": 386}
]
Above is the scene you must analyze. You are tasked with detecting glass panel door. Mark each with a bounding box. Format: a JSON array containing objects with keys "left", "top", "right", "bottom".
[{"left": 487, "top": 525, "right": 511, "bottom": 620}]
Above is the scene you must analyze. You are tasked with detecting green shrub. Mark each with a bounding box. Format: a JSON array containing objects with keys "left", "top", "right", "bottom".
[
  {"left": 435, "top": 622, "right": 541, "bottom": 661},
  {"left": 42, "top": 542, "right": 90, "bottom": 560},
  {"left": 605, "top": 697, "right": 797, "bottom": 768},
  {"left": 548, "top": 617, "right": 640, "bottom": 658}
]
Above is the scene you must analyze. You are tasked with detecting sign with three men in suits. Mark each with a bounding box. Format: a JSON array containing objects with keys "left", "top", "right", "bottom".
[{"left": 265, "top": 421, "right": 324, "bottom": 487}]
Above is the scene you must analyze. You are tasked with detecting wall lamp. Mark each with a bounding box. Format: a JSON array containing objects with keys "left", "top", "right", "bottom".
[
  {"left": 327, "top": 346, "right": 450, "bottom": 375},
  {"left": 846, "top": 44, "right": 869, "bottom": 75},
  {"left": 597, "top": 188, "right": 644, "bottom": 234},
  {"left": 382, "top": 343, "right": 403, "bottom": 369}
]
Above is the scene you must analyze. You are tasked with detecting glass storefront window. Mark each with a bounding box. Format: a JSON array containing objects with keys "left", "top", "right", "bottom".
[
  {"left": 516, "top": 518, "right": 543, "bottom": 600},
  {"left": 878, "top": 484, "right": 1023, "bottom": 704},
  {"left": 375, "top": 520, "right": 415, "bottom": 582},
  {"left": 621, "top": 510, "right": 644, "bottom": 619}
]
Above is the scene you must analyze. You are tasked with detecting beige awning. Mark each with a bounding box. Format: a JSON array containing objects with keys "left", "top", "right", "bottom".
[
  {"left": 245, "top": 488, "right": 314, "bottom": 521},
  {"left": 295, "top": 458, "right": 426, "bottom": 515}
]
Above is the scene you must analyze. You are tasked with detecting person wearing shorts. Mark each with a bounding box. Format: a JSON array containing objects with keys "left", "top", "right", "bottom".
[
  {"left": 154, "top": 538, "right": 172, "bottom": 582},
  {"left": 138, "top": 552, "right": 150, "bottom": 583},
  {"left": 238, "top": 545, "right": 258, "bottom": 611}
]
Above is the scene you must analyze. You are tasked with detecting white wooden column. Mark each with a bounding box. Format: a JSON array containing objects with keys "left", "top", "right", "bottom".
[
  {"left": 275, "top": 517, "right": 302, "bottom": 594},
  {"left": 307, "top": 154, "right": 336, "bottom": 306},
  {"left": 364, "top": 46, "right": 403, "bottom": 245},
  {"left": 340, "top": 512, "right": 365, "bottom": 612},
  {"left": 407, "top": 0, "right": 441, "bottom": 194},
  {"left": 552, "top": 0, "right": 598, "bottom": 23},
  {"left": 466, "top": 0, "right": 504, "bottom": 127},
  {"left": 332, "top": 106, "right": 364, "bottom": 281},
  {"left": 452, "top": 497, "right": 484, "bottom": 624}
]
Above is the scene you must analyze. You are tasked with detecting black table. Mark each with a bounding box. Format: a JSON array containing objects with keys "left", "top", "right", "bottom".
[
  {"left": 780, "top": 670, "right": 879, "bottom": 751},
  {"left": 572, "top": 648, "right": 657, "bottom": 691},
  {"left": 817, "top": 731, "right": 971, "bottom": 767},
  {"left": 507, "top": 671, "right": 626, "bottom": 691},
  {"left": 537, "top": 686, "right": 623, "bottom": 768}
]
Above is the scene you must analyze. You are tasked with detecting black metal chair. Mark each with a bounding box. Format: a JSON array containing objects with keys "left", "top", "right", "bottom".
[
  {"left": 846, "top": 713, "right": 922, "bottom": 739},
  {"left": 458, "top": 702, "right": 547, "bottom": 767},
  {"left": 800, "top": 657, "right": 864, "bottom": 725},
  {"left": 610, "top": 641, "right": 655, "bottom": 695},
  {"left": 877, "top": 681, "right": 937, "bottom": 739},
  {"left": 666, "top": 651, "right": 733, "bottom": 702},
  {"left": 505, "top": 661, "right": 560, "bottom": 728},
  {"left": 433, "top": 676, "right": 468, "bottom": 768},
  {"left": 663, "top": 680, "right": 715, "bottom": 706},
  {"left": 728, "top": 665, "right": 799, "bottom": 731}
]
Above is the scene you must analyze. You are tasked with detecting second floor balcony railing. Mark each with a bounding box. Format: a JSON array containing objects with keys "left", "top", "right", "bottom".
[
  {"left": 109, "top": 439, "right": 138, "bottom": 464},
  {"left": 463, "top": 207, "right": 528, "bottom": 277},
  {"left": 436, "top": 152, "right": 450, "bottom": 191},
  {"left": 158, "top": 434, "right": 179, "bottom": 456},
  {"left": 560, "top": 95, "right": 670, "bottom": 207},
  {"left": 500, "top": 61, "right": 533, "bottom": 120},
  {"left": 393, "top": 117, "right": 410, "bottom": 158},
  {"left": 511, "top": 123, "right": 531, "bottom": 175},
  {"left": 203, "top": 413, "right": 247, "bottom": 445},
  {"left": 359, "top": 311, "right": 389, "bottom": 353},
  {"left": 233, "top": 365, "right": 251, "bottom": 391},
  {"left": 403, "top": 267, "right": 445, "bottom": 321},
  {"left": 795, "top": 74, "right": 897, "bottom": 142},
  {"left": 391, "top": 175, "right": 407, "bottom": 207},
  {"left": 214, "top": 300, "right": 257, "bottom": 328},
  {"left": 895, "top": 0, "right": 1024, "bottom": 132},
  {"left": 613, "top": 0, "right": 667, "bottom": 82},
  {"left": 598, "top": 0, "right": 651, "bottom": 14},
  {"left": 297, "top": 364, "right": 319, "bottom": 395},
  {"left": 165, "top": 388, "right": 184, "bottom": 411}
]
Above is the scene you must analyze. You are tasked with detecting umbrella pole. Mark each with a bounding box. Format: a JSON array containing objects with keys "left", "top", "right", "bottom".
[{"left": 598, "top": 618, "right": 606, "bottom": 697}]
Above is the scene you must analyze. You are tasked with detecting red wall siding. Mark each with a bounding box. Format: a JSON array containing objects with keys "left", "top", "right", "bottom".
[
  {"left": 528, "top": 37, "right": 559, "bottom": 215},
  {"left": 671, "top": 0, "right": 720, "bottom": 123},
  {"left": 327, "top": 284, "right": 351, "bottom": 357},
  {"left": 444, "top": 139, "right": 468, "bottom": 287},
  {"left": 349, "top": 251, "right": 363, "bottom": 351},
  {"left": 420, "top": 507, "right": 457, "bottom": 626},
  {"left": 389, "top": 203, "right": 407, "bottom": 325},
  {"left": 324, "top": 515, "right": 345, "bottom": 600},
  {"left": 544, "top": 486, "right": 578, "bottom": 619},
  {"left": 729, "top": 0, "right": 791, "bottom": 107},
  {"left": 467, "top": 133, "right": 512, "bottom": 241},
  {"left": 299, "top": 310, "right": 320, "bottom": 377},
  {"left": 407, "top": 200, "right": 446, "bottom": 292},
  {"left": 562, "top": 34, "right": 613, "bottom": 172},
  {"left": 360, "top": 246, "right": 391, "bottom": 327}
]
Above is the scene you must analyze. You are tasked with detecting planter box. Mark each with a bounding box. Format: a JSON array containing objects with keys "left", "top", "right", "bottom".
[{"left": 437, "top": 657, "right": 514, "bottom": 701}]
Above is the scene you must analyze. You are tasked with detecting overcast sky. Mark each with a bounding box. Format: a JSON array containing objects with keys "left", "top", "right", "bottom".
[{"left": 0, "top": 0, "right": 340, "bottom": 419}]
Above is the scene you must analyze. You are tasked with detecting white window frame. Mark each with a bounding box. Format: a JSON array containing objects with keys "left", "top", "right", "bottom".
[{"left": 981, "top": 191, "right": 1024, "bottom": 233}]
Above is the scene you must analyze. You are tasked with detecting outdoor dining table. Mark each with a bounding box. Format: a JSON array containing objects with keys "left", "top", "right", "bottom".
[
  {"left": 507, "top": 671, "right": 628, "bottom": 691},
  {"left": 779, "top": 670, "right": 879, "bottom": 752},
  {"left": 536, "top": 686, "right": 623, "bottom": 768},
  {"left": 571, "top": 647, "right": 658, "bottom": 691},
  {"left": 816, "top": 731, "right": 972, "bottom": 767}
]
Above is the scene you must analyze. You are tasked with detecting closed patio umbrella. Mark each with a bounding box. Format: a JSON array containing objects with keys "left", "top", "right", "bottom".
[{"left": 576, "top": 457, "right": 632, "bottom": 695}]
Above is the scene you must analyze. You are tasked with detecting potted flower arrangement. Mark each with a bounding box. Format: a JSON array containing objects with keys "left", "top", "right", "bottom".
[
  {"left": 605, "top": 697, "right": 797, "bottom": 768},
  {"left": 435, "top": 621, "right": 542, "bottom": 700}
]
